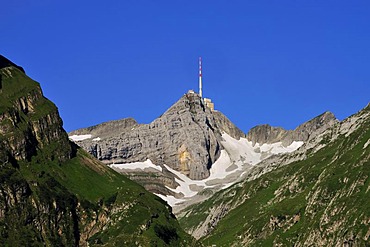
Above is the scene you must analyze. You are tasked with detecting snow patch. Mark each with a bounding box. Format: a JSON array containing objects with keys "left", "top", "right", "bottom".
[
  {"left": 154, "top": 194, "right": 186, "bottom": 206},
  {"left": 110, "top": 159, "right": 162, "bottom": 172},
  {"left": 69, "top": 134, "right": 92, "bottom": 141},
  {"left": 259, "top": 141, "right": 304, "bottom": 154},
  {"left": 207, "top": 150, "right": 233, "bottom": 180},
  {"left": 221, "top": 133, "right": 262, "bottom": 165},
  {"left": 164, "top": 165, "right": 204, "bottom": 198},
  {"left": 93, "top": 137, "right": 101, "bottom": 141},
  {"left": 111, "top": 133, "right": 304, "bottom": 208}
]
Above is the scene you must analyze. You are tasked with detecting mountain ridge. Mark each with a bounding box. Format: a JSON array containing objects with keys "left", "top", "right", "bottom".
[
  {"left": 246, "top": 111, "right": 337, "bottom": 146},
  {"left": 178, "top": 102, "right": 370, "bottom": 246}
]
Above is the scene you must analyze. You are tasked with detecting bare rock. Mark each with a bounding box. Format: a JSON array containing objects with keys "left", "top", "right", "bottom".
[{"left": 247, "top": 111, "right": 338, "bottom": 146}]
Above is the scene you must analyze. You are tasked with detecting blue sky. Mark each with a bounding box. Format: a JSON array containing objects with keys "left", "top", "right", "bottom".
[{"left": 2, "top": 1, "right": 370, "bottom": 133}]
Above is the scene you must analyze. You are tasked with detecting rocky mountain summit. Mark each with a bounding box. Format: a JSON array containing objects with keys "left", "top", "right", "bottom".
[
  {"left": 70, "top": 92, "right": 244, "bottom": 181},
  {"left": 70, "top": 91, "right": 337, "bottom": 212},
  {"left": 0, "top": 55, "right": 195, "bottom": 246}
]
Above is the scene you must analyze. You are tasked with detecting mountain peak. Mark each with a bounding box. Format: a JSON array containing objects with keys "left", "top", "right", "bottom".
[{"left": 69, "top": 91, "right": 244, "bottom": 179}]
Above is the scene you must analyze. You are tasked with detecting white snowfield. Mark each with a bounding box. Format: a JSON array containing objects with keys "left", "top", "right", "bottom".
[
  {"left": 69, "top": 134, "right": 92, "bottom": 141},
  {"left": 69, "top": 134, "right": 101, "bottom": 142},
  {"left": 112, "top": 133, "right": 303, "bottom": 207},
  {"left": 110, "top": 159, "right": 163, "bottom": 172},
  {"left": 259, "top": 141, "right": 304, "bottom": 154},
  {"left": 155, "top": 194, "right": 186, "bottom": 206}
]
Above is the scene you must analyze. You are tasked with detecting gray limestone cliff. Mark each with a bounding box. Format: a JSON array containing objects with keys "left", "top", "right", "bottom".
[
  {"left": 70, "top": 92, "right": 244, "bottom": 180},
  {"left": 246, "top": 111, "right": 338, "bottom": 146}
]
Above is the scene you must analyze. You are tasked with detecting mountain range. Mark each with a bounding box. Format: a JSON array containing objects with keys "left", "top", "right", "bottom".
[
  {"left": 1, "top": 54, "right": 369, "bottom": 246},
  {"left": 69, "top": 92, "right": 338, "bottom": 213}
]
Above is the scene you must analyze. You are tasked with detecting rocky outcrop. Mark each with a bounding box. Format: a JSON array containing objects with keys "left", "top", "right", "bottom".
[
  {"left": 247, "top": 111, "right": 338, "bottom": 146},
  {"left": 71, "top": 92, "right": 244, "bottom": 180}
]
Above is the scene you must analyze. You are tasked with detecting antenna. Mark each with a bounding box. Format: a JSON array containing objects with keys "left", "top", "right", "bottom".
[{"left": 199, "top": 56, "right": 202, "bottom": 98}]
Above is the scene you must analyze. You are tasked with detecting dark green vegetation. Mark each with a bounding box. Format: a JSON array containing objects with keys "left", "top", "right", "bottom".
[
  {"left": 0, "top": 56, "right": 197, "bottom": 246},
  {"left": 180, "top": 107, "right": 370, "bottom": 246}
]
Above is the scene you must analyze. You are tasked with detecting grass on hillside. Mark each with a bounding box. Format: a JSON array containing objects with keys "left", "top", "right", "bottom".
[{"left": 180, "top": 117, "right": 370, "bottom": 246}]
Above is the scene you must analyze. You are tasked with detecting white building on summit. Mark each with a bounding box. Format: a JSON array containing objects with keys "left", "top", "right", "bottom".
[{"left": 204, "top": 98, "right": 214, "bottom": 111}]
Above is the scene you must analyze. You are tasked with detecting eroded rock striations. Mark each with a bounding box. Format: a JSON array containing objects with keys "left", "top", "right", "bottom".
[{"left": 0, "top": 56, "right": 72, "bottom": 163}]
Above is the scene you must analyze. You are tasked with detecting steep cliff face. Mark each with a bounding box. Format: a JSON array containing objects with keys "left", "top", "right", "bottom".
[
  {"left": 213, "top": 111, "right": 245, "bottom": 140},
  {"left": 179, "top": 104, "right": 370, "bottom": 246},
  {"left": 247, "top": 111, "right": 338, "bottom": 146},
  {"left": 0, "top": 57, "right": 72, "bottom": 162},
  {"left": 0, "top": 55, "right": 196, "bottom": 246},
  {"left": 70, "top": 92, "right": 244, "bottom": 180}
]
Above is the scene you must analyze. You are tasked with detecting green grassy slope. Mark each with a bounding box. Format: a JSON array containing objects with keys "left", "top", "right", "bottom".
[
  {"left": 20, "top": 148, "right": 196, "bottom": 246},
  {"left": 181, "top": 106, "right": 370, "bottom": 246}
]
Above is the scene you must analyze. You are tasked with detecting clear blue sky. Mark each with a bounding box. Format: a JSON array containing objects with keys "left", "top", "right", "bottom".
[{"left": 2, "top": 1, "right": 370, "bottom": 133}]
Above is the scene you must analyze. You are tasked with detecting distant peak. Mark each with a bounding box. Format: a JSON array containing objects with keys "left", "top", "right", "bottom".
[
  {"left": 247, "top": 111, "right": 338, "bottom": 146},
  {"left": 320, "top": 111, "right": 336, "bottom": 119},
  {"left": 304, "top": 111, "right": 337, "bottom": 126}
]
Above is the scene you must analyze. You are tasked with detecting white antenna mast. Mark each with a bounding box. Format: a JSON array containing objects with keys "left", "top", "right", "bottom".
[{"left": 199, "top": 56, "right": 202, "bottom": 98}]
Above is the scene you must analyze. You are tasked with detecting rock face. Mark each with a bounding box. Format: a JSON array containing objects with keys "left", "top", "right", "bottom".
[
  {"left": 213, "top": 111, "right": 245, "bottom": 140},
  {"left": 0, "top": 55, "right": 195, "bottom": 246},
  {"left": 71, "top": 92, "right": 244, "bottom": 180},
  {"left": 247, "top": 111, "right": 338, "bottom": 146}
]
